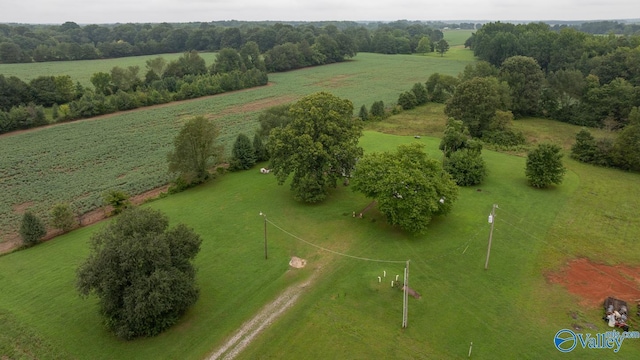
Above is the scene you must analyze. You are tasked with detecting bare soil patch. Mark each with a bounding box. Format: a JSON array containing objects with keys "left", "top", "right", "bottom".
[{"left": 546, "top": 258, "right": 640, "bottom": 307}]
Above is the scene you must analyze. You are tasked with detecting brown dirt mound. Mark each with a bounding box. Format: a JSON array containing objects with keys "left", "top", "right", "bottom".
[{"left": 547, "top": 258, "right": 640, "bottom": 307}]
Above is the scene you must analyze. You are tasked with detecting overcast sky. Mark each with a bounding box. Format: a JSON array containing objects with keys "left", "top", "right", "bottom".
[{"left": 1, "top": 0, "right": 638, "bottom": 24}]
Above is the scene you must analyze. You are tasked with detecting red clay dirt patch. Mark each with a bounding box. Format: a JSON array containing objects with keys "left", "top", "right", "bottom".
[{"left": 547, "top": 258, "right": 640, "bottom": 308}]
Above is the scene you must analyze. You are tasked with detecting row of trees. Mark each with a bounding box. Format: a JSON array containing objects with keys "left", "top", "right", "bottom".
[
  {"left": 571, "top": 108, "right": 640, "bottom": 172},
  {"left": 0, "top": 48, "right": 268, "bottom": 134},
  {"left": 0, "top": 21, "right": 450, "bottom": 64}
]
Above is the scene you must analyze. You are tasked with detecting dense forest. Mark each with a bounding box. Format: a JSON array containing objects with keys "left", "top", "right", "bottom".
[{"left": 465, "top": 22, "right": 640, "bottom": 129}]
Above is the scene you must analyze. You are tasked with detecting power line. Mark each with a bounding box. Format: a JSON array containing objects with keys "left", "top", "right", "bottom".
[{"left": 265, "top": 218, "right": 407, "bottom": 264}]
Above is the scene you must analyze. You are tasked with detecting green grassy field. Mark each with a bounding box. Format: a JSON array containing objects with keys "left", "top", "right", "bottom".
[
  {"left": 1, "top": 128, "right": 638, "bottom": 359},
  {"left": 443, "top": 29, "right": 474, "bottom": 47},
  {"left": 2, "top": 46, "right": 640, "bottom": 359},
  {"left": 0, "top": 51, "right": 475, "bottom": 236},
  {"left": 0, "top": 52, "right": 220, "bottom": 86}
]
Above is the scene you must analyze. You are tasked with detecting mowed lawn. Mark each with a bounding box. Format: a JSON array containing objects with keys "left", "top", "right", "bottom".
[{"left": 1, "top": 128, "right": 639, "bottom": 359}]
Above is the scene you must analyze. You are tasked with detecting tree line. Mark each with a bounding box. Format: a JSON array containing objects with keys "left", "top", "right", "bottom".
[
  {"left": 0, "top": 20, "right": 446, "bottom": 64},
  {"left": 0, "top": 47, "right": 268, "bottom": 134}
]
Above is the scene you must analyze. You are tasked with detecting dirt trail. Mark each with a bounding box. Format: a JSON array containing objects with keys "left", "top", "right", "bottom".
[{"left": 207, "top": 275, "right": 315, "bottom": 360}]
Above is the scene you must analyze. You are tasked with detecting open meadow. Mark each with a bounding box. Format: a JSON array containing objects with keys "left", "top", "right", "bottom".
[{"left": 2, "top": 41, "right": 640, "bottom": 359}]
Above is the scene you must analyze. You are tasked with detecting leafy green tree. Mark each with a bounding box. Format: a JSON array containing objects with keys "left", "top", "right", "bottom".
[
  {"left": 358, "top": 104, "right": 369, "bottom": 121},
  {"left": 435, "top": 39, "right": 450, "bottom": 57},
  {"left": 50, "top": 203, "right": 76, "bottom": 232},
  {"left": 76, "top": 207, "right": 202, "bottom": 340},
  {"left": 425, "top": 73, "right": 459, "bottom": 103},
  {"left": 416, "top": 36, "right": 432, "bottom": 54},
  {"left": 168, "top": 116, "right": 223, "bottom": 184},
  {"left": 145, "top": 56, "right": 167, "bottom": 80},
  {"left": 370, "top": 100, "right": 386, "bottom": 119},
  {"left": 444, "top": 77, "right": 510, "bottom": 138},
  {"left": 212, "top": 48, "right": 243, "bottom": 74},
  {"left": 90, "top": 72, "right": 113, "bottom": 95},
  {"left": 411, "top": 82, "right": 428, "bottom": 105},
  {"left": 257, "top": 104, "right": 293, "bottom": 138},
  {"left": 102, "top": 189, "right": 131, "bottom": 215},
  {"left": 351, "top": 143, "right": 459, "bottom": 234},
  {"left": 458, "top": 61, "right": 499, "bottom": 82},
  {"left": 570, "top": 128, "right": 598, "bottom": 163},
  {"left": 267, "top": 92, "right": 363, "bottom": 203},
  {"left": 110, "top": 66, "right": 140, "bottom": 92},
  {"left": 253, "top": 133, "right": 268, "bottom": 162},
  {"left": 445, "top": 149, "right": 487, "bottom": 186},
  {"left": 230, "top": 133, "right": 256, "bottom": 171},
  {"left": 611, "top": 107, "right": 640, "bottom": 171},
  {"left": 481, "top": 110, "right": 526, "bottom": 146},
  {"left": 499, "top": 56, "right": 545, "bottom": 117},
  {"left": 439, "top": 118, "right": 471, "bottom": 156},
  {"left": 19, "top": 211, "right": 46, "bottom": 247},
  {"left": 525, "top": 143, "right": 566, "bottom": 188},
  {"left": 240, "top": 41, "right": 266, "bottom": 71},
  {"left": 397, "top": 91, "right": 417, "bottom": 110}
]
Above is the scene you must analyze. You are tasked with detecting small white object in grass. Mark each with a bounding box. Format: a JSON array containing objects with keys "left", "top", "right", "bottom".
[
  {"left": 391, "top": 281, "right": 394, "bottom": 287},
  {"left": 396, "top": 275, "right": 399, "bottom": 281},
  {"left": 378, "top": 276, "right": 381, "bottom": 283}
]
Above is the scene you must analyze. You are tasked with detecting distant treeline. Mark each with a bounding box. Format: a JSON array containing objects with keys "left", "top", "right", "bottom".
[
  {"left": 0, "top": 20, "right": 449, "bottom": 64},
  {"left": 466, "top": 22, "right": 640, "bottom": 129}
]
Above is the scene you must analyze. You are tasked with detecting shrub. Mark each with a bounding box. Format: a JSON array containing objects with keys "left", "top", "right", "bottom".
[
  {"left": 445, "top": 149, "right": 488, "bottom": 186},
  {"left": 50, "top": 203, "right": 76, "bottom": 232},
  {"left": 370, "top": 100, "right": 386, "bottom": 119},
  {"left": 102, "top": 189, "right": 131, "bottom": 215},
  {"left": 19, "top": 211, "right": 46, "bottom": 247},
  {"left": 397, "top": 91, "right": 417, "bottom": 110},
  {"left": 525, "top": 143, "right": 566, "bottom": 188}
]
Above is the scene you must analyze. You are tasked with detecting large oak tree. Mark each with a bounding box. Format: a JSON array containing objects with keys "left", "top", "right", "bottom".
[
  {"left": 76, "top": 207, "right": 202, "bottom": 340},
  {"left": 351, "top": 143, "right": 459, "bottom": 234},
  {"left": 267, "top": 92, "right": 363, "bottom": 203}
]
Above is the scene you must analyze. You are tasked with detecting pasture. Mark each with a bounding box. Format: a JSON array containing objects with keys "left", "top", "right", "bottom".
[{"left": 1, "top": 126, "right": 639, "bottom": 359}]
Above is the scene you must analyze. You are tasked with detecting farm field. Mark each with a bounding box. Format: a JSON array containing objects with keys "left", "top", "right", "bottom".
[
  {"left": 1, "top": 126, "right": 639, "bottom": 358},
  {"left": 0, "top": 29, "right": 472, "bottom": 86},
  {"left": 0, "top": 50, "right": 475, "bottom": 237}
]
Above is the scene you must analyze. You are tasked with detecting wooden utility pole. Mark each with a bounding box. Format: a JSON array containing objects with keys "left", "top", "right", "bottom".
[
  {"left": 484, "top": 204, "right": 497, "bottom": 270},
  {"left": 260, "top": 212, "right": 268, "bottom": 260},
  {"left": 402, "top": 260, "right": 410, "bottom": 328}
]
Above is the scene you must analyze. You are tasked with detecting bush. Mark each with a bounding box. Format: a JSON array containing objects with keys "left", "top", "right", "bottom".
[
  {"left": 102, "top": 189, "right": 131, "bottom": 215},
  {"left": 525, "top": 143, "right": 566, "bottom": 188},
  {"left": 229, "top": 133, "right": 256, "bottom": 171},
  {"left": 358, "top": 104, "right": 369, "bottom": 121},
  {"left": 445, "top": 149, "right": 488, "bottom": 186},
  {"left": 50, "top": 203, "right": 76, "bottom": 232},
  {"left": 482, "top": 129, "right": 526, "bottom": 147},
  {"left": 397, "top": 91, "right": 418, "bottom": 110},
  {"left": 370, "top": 100, "right": 386, "bottom": 119},
  {"left": 19, "top": 211, "right": 46, "bottom": 247}
]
